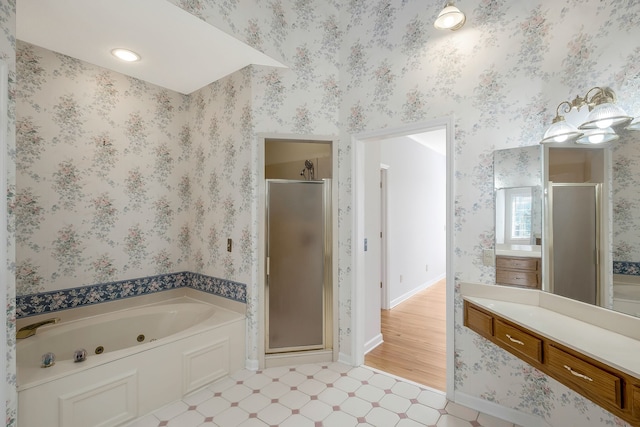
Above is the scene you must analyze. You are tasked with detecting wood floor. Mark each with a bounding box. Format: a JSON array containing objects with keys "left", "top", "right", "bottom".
[{"left": 365, "top": 278, "right": 446, "bottom": 391}]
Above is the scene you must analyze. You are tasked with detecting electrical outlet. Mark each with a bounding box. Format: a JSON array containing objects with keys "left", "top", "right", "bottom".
[
  {"left": 227, "top": 238, "right": 232, "bottom": 252},
  {"left": 425, "top": 264, "right": 429, "bottom": 272},
  {"left": 400, "top": 274, "right": 403, "bottom": 283},
  {"left": 482, "top": 249, "right": 495, "bottom": 266}
]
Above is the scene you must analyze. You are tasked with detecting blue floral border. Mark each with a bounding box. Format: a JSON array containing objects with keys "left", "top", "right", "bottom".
[
  {"left": 613, "top": 261, "right": 640, "bottom": 276},
  {"left": 16, "top": 272, "right": 247, "bottom": 318}
]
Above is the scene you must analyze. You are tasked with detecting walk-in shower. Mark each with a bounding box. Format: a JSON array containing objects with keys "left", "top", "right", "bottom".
[{"left": 265, "top": 179, "right": 332, "bottom": 354}]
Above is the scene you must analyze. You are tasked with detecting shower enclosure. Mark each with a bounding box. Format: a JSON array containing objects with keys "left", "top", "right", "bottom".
[
  {"left": 548, "top": 183, "right": 600, "bottom": 304},
  {"left": 265, "top": 179, "right": 332, "bottom": 353}
]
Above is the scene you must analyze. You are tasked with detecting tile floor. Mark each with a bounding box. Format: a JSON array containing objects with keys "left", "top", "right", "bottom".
[{"left": 126, "top": 363, "right": 519, "bottom": 427}]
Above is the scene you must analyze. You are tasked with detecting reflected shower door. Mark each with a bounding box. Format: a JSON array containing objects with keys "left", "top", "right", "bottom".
[
  {"left": 550, "top": 183, "right": 600, "bottom": 304},
  {"left": 266, "top": 180, "right": 328, "bottom": 353}
]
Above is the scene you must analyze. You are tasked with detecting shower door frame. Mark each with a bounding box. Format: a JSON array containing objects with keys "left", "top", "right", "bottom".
[{"left": 264, "top": 179, "right": 333, "bottom": 354}]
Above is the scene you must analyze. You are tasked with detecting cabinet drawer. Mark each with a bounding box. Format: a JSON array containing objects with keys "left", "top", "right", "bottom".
[
  {"left": 494, "top": 320, "right": 542, "bottom": 364},
  {"left": 546, "top": 345, "right": 622, "bottom": 409},
  {"left": 496, "top": 269, "right": 539, "bottom": 288},
  {"left": 633, "top": 385, "right": 640, "bottom": 419},
  {"left": 496, "top": 257, "right": 539, "bottom": 271},
  {"left": 464, "top": 302, "right": 493, "bottom": 338}
]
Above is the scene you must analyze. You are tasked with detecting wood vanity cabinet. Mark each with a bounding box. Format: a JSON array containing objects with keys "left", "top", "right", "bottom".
[
  {"left": 495, "top": 256, "right": 540, "bottom": 289},
  {"left": 463, "top": 300, "right": 640, "bottom": 425}
]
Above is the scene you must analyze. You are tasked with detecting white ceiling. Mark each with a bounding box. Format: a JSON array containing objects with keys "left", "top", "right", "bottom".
[{"left": 17, "top": 0, "right": 286, "bottom": 95}]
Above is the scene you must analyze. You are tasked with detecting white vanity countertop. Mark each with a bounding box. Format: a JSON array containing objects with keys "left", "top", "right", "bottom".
[
  {"left": 461, "top": 283, "right": 640, "bottom": 379},
  {"left": 495, "top": 244, "right": 541, "bottom": 258}
]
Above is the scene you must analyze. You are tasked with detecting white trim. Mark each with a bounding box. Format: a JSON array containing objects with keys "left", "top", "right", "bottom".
[
  {"left": 245, "top": 358, "right": 259, "bottom": 371},
  {"left": 351, "top": 116, "right": 455, "bottom": 400},
  {"left": 363, "top": 333, "right": 383, "bottom": 355},
  {"left": 380, "top": 165, "right": 390, "bottom": 310},
  {"left": 389, "top": 273, "right": 446, "bottom": 309},
  {"left": 338, "top": 352, "right": 354, "bottom": 366},
  {"left": 454, "top": 391, "right": 551, "bottom": 427},
  {"left": 0, "top": 60, "right": 8, "bottom": 426}
]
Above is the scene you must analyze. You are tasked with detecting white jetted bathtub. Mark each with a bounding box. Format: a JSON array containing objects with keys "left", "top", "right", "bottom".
[{"left": 17, "top": 291, "right": 246, "bottom": 427}]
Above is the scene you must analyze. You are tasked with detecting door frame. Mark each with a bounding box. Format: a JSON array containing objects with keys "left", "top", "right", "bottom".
[
  {"left": 351, "top": 117, "right": 455, "bottom": 399},
  {"left": 380, "top": 164, "right": 390, "bottom": 310},
  {"left": 256, "top": 134, "right": 339, "bottom": 369}
]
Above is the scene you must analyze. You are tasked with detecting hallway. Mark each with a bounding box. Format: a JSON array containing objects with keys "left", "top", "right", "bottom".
[{"left": 365, "top": 279, "right": 446, "bottom": 391}]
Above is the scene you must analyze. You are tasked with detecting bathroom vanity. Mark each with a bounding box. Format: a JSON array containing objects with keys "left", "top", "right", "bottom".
[
  {"left": 495, "top": 245, "right": 541, "bottom": 289},
  {"left": 462, "top": 283, "right": 640, "bottom": 426}
]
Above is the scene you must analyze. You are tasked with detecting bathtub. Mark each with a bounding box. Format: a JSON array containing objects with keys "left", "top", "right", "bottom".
[{"left": 17, "top": 291, "right": 246, "bottom": 427}]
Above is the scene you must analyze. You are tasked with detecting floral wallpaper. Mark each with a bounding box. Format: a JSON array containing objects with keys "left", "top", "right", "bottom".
[
  {"left": 3, "top": 0, "right": 640, "bottom": 426},
  {"left": 613, "top": 131, "right": 640, "bottom": 270}
]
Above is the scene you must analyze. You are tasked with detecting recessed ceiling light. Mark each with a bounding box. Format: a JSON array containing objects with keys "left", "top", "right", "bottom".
[{"left": 111, "top": 48, "right": 140, "bottom": 62}]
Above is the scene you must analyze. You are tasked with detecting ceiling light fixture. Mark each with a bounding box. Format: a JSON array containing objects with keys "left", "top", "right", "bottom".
[
  {"left": 540, "top": 87, "right": 638, "bottom": 144},
  {"left": 434, "top": 1, "right": 466, "bottom": 31},
  {"left": 111, "top": 48, "right": 141, "bottom": 62}
]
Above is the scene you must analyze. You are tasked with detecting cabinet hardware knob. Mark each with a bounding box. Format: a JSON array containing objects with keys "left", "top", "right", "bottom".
[
  {"left": 505, "top": 334, "right": 525, "bottom": 346},
  {"left": 563, "top": 365, "right": 593, "bottom": 382}
]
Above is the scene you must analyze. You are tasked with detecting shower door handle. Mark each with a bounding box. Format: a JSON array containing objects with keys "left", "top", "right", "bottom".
[{"left": 266, "top": 257, "right": 270, "bottom": 276}]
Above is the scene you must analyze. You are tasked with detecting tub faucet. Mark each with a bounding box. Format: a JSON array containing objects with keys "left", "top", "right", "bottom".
[{"left": 16, "top": 318, "right": 60, "bottom": 339}]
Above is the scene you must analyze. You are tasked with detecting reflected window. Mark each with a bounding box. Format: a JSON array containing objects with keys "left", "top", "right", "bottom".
[{"left": 506, "top": 188, "right": 532, "bottom": 243}]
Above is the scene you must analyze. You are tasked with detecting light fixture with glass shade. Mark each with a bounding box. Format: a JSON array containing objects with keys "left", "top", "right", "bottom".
[
  {"left": 540, "top": 87, "right": 638, "bottom": 145},
  {"left": 434, "top": 1, "right": 466, "bottom": 31}
]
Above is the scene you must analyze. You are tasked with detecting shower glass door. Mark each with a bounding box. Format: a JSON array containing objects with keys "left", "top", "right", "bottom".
[{"left": 266, "top": 180, "right": 329, "bottom": 353}]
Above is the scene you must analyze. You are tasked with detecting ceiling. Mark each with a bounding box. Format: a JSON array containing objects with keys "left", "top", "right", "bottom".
[{"left": 17, "top": 0, "right": 286, "bottom": 95}]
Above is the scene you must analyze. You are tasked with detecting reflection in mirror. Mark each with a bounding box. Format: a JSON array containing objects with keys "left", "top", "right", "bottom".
[
  {"left": 493, "top": 146, "right": 542, "bottom": 289},
  {"left": 612, "top": 132, "right": 640, "bottom": 317}
]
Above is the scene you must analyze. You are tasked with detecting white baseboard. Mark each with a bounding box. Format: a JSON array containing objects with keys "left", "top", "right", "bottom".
[
  {"left": 245, "top": 358, "right": 259, "bottom": 371},
  {"left": 264, "top": 350, "right": 333, "bottom": 368},
  {"left": 390, "top": 273, "right": 446, "bottom": 309},
  {"left": 363, "top": 333, "right": 383, "bottom": 355},
  {"left": 454, "top": 391, "right": 551, "bottom": 427},
  {"left": 338, "top": 352, "right": 354, "bottom": 366}
]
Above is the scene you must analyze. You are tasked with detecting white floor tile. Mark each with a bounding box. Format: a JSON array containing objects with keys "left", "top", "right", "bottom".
[
  {"left": 242, "top": 373, "right": 274, "bottom": 390},
  {"left": 322, "top": 410, "right": 359, "bottom": 427},
  {"left": 364, "top": 407, "right": 401, "bottom": 427},
  {"left": 367, "top": 372, "right": 397, "bottom": 390},
  {"left": 213, "top": 406, "right": 249, "bottom": 426},
  {"left": 406, "top": 403, "right": 441, "bottom": 425},
  {"left": 299, "top": 399, "right": 333, "bottom": 421},
  {"left": 278, "top": 390, "right": 311, "bottom": 410},
  {"left": 127, "top": 363, "right": 518, "bottom": 427},
  {"left": 256, "top": 402, "right": 292, "bottom": 425},
  {"left": 379, "top": 393, "right": 411, "bottom": 413},
  {"left": 340, "top": 396, "right": 373, "bottom": 418},
  {"left": 354, "top": 384, "right": 385, "bottom": 402},
  {"left": 279, "top": 413, "right": 316, "bottom": 427},
  {"left": 318, "top": 387, "right": 349, "bottom": 406},
  {"left": 297, "top": 378, "right": 327, "bottom": 396},
  {"left": 237, "top": 393, "right": 271, "bottom": 413},
  {"left": 259, "top": 380, "right": 291, "bottom": 399},
  {"left": 417, "top": 389, "right": 448, "bottom": 409}
]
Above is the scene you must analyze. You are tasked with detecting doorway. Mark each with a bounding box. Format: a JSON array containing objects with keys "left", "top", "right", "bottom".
[{"left": 352, "top": 118, "right": 454, "bottom": 398}]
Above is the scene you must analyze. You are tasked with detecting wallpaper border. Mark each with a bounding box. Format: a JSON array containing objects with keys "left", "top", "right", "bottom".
[
  {"left": 16, "top": 272, "right": 247, "bottom": 318},
  {"left": 614, "top": 261, "right": 640, "bottom": 276}
]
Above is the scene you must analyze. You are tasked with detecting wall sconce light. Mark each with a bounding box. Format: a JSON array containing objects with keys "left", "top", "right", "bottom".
[
  {"left": 540, "top": 87, "right": 638, "bottom": 144},
  {"left": 434, "top": 1, "right": 466, "bottom": 31}
]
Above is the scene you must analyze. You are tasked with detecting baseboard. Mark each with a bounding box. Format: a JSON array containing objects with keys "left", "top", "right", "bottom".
[
  {"left": 454, "top": 391, "right": 551, "bottom": 427},
  {"left": 264, "top": 350, "right": 333, "bottom": 368},
  {"left": 363, "top": 333, "right": 383, "bottom": 355},
  {"left": 390, "top": 274, "right": 446, "bottom": 309},
  {"left": 338, "top": 352, "right": 354, "bottom": 366},
  {"left": 245, "top": 358, "right": 259, "bottom": 371}
]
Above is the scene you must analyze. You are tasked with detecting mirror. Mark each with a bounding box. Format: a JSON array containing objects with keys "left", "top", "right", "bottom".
[
  {"left": 493, "top": 146, "right": 542, "bottom": 279},
  {"left": 494, "top": 132, "right": 640, "bottom": 318}
]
